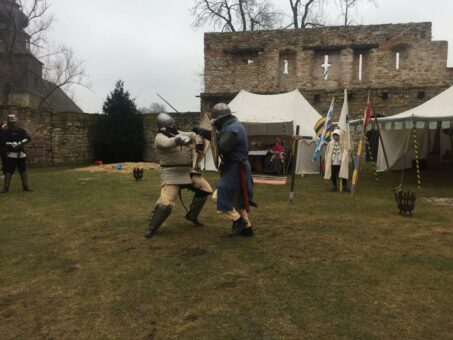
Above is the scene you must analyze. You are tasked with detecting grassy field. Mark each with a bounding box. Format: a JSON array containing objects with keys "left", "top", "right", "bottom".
[{"left": 0, "top": 166, "right": 452, "bottom": 339}]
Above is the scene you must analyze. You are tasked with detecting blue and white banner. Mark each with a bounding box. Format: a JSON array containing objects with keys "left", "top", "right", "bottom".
[{"left": 312, "top": 98, "right": 335, "bottom": 161}]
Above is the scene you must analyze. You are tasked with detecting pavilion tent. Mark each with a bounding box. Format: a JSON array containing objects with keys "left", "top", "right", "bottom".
[
  {"left": 375, "top": 86, "right": 453, "bottom": 171},
  {"left": 201, "top": 89, "right": 322, "bottom": 174}
]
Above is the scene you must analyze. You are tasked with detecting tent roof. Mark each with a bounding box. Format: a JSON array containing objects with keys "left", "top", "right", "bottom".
[
  {"left": 378, "top": 86, "right": 453, "bottom": 122},
  {"left": 228, "top": 89, "right": 321, "bottom": 137}
]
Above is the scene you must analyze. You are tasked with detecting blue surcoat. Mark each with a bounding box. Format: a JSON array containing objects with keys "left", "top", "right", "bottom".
[{"left": 216, "top": 117, "right": 254, "bottom": 212}]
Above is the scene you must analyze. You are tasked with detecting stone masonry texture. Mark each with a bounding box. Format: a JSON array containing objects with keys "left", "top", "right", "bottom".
[
  {"left": 0, "top": 107, "right": 201, "bottom": 167},
  {"left": 202, "top": 22, "right": 453, "bottom": 120}
]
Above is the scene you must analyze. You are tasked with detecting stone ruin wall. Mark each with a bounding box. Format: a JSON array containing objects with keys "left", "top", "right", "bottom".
[
  {"left": 202, "top": 22, "right": 453, "bottom": 121},
  {"left": 0, "top": 106, "right": 98, "bottom": 166},
  {"left": 0, "top": 107, "right": 201, "bottom": 167}
]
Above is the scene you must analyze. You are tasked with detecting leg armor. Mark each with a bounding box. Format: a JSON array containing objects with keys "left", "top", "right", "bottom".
[
  {"left": 1, "top": 173, "right": 12, "bottom": 193},
  {"left": 144, "top": 204, "right": 172, "bottom": 238},
  {"left": 185, "top": 194, "right": 208, "bottom": 226},
  {"left": 184, "top": 175, "right": 213, "bottom": 226},
  {"left": 20, "top": 172, "right": 32, "bottom": 192}
]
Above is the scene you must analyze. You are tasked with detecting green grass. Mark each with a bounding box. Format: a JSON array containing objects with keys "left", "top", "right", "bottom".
[{"left": 0, "top": 167, "right": 452, "bottom": 339}]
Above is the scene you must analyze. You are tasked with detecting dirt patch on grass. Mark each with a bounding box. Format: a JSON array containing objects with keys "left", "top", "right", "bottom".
[
  {"left": 421, "top": 197, "right": 453, "bottom": 206},
  {"left": 181, "top": 247, "right": 207, "bottom": 257},
  {"left": 71, "top": 162, "right": 159, "bottom": 174}
]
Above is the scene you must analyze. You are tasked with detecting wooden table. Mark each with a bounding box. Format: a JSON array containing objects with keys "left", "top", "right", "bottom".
[{"left": 248, "top": 150, "right": 269, "bottom": 173}]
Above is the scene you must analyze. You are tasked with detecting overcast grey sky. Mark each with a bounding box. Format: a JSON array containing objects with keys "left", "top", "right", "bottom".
[{"left": 47, "top": 0, "right": 453, "bottom": 113}]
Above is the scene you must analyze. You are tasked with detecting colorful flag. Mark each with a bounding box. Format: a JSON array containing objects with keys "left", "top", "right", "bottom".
[
  {"left": 312, "top": 98, "right": 334, "bottom": 161},
  {"left": 338, "top": 88, "right": 351, "bottom": 151},
  {"left": 314, "top": 117, "right": 332, "bottom": 143},
  {"left": 351, "top": 92, "right": 373, "bottom": 195}
]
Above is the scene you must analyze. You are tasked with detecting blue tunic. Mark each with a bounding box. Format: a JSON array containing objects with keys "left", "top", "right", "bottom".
[{"left": 216, "top": 117, "right": 254, "bottom": 212}]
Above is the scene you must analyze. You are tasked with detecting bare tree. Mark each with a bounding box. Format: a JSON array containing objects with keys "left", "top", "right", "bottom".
[
  {"left": 38, "top": 46, "right": 89, "bottom": 107},
  {"left": 0, "top": 0, "right": 88, "bottom": 108},
  {"left": 191, "top": 0, "right": 282, "bottom": 32},
  {"left": 288, "top": 0, "right": 326, "bottom": 29},
  {"left": 336, "top": 0, "right": 377, "bottom": 26},
  {"left": 139, "top": 103, "right": 167, "bottom": 114}
]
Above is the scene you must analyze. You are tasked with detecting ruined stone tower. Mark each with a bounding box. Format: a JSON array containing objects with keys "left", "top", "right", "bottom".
[{"left": 0, "top": 0, "right": 81, "bottom": 112}]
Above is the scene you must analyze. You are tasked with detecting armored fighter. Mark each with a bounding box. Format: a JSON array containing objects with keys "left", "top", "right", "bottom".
[
  {"left": 144, "top": 113, "right": 213, "bottom": 238},
  {"left": 1, "top": 114, "right": 32, "bottom": 193},
  {"left": 194, "top": 103, "right": 256, "bottom": 237}
]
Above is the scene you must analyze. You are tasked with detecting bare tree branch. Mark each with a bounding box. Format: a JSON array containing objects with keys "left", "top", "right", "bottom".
[
  {"left": 191, "top": 0, "right": 281, "bottom": 32},
  {"left": 288, "top": 0, "right": 326, "bottom": 29},
  {"left": 0, "top": 0, "right": 89, "bottom": 109},
  {"left": 336, "top": 0, "right": 378, "bottom": 26},
  {"left": 39, "top": 46, "right": 90, "bottom": 107}
]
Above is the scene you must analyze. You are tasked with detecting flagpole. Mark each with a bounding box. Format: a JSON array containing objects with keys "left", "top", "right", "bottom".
[
  {"left": 351, "top": 91, "right": 372, "bottom": 196},
  {"left": 289, "top": 125, "right": 300, "bottom": 204}
]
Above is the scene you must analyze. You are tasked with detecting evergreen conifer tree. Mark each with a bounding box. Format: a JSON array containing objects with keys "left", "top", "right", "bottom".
[{"left": 94, "top": 80, "right": 145, "bottom": 163}]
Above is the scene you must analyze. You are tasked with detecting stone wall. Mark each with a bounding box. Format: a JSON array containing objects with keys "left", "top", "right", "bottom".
[
  {"left": 202, "top": 22, "right": 453, "bottom": 118},
  {"left": 0, "top": 107, "right": 202, "bottom": 167},
  {"left": 0, "top": 106, "right": 99, "bottom": 166}
]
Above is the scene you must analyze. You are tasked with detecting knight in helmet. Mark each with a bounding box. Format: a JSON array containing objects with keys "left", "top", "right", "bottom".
[
  {"left": 144, "top": 113, "right": 213, "bottom": 238},
  {"left": 193, "top": 103, "right": 256, "bottom": 237},
  {"left": 1, "top": 114, "right": 32, "bottom": 193}
]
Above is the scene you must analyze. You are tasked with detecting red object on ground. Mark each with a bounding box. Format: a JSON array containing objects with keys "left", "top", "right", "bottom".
[{"left": 95, "top": 160, "right": 103, "bottom": 166}]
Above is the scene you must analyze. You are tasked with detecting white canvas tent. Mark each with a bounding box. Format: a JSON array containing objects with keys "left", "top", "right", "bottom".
[
  {"left": 376, "top": 86, "right": 453, "bottom": 171},
  {"left": 202, "top": 89, "right": 322, "bottom": 174}
]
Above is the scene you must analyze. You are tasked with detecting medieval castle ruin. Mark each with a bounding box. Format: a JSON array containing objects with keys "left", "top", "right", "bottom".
[
  {"left": 2, "top": 18, "right": 452, "bottom": 167},
  {"left": 201, "top": 22, "right": 453, "bottom": 118}
]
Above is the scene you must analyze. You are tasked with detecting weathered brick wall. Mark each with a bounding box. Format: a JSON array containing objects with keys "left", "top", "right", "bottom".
[
  {"left": 0, "top": 106, "right": 99, "bottom": 166},
  {"left": 202, "top": 22, "right": 453, "bottom": 118},
  {"left": 50, "top": 112, "right": 98, "bottom": 166},
  {"left": 0, "top": 107, "right": 202, "bottom": 167}
]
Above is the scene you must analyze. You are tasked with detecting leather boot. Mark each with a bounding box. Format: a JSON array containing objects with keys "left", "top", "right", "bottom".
[
  {"left": 229, "top": 217, "right": 247, "bottom": 237},
  {"left": 240, "top": 227, "right": 254, "bottom": 237},
  {"left": 185, "top": 195, "right": 208, "bottom": 226},
  {"left": 342, "top": 179, "right": 350, "bottom": 192},
  {"left": 20, "top": 172, "right": 32, "bottom": 192},
  {"left": 144, "top": 204, "right": 172, "bottom": 238},
  {"left": 1, "top": 173, "right": 12, "bottom": 193}
]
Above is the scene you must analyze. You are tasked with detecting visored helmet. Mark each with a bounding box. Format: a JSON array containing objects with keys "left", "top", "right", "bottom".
[
  {"left": 211, "top": 103, "right": 232, "bottom": 121},
  {"left": 156, "top": 113, "right": 175, "bottom": 130}
]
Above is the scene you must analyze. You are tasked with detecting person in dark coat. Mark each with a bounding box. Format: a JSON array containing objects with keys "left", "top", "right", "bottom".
[
  {"left": 0, "top": 120, "right": 7, "bottom": 178},
  {"left": 194, "top": 103, "right": 256, "bottom": 237},
  {"left": 1, "top": 114, "right": 32, "bottom": 193}
]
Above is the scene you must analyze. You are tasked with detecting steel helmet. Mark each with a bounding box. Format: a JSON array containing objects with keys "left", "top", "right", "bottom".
[
  {"left": 156, "top": 113, "right": 175, "bottom": 130},
  {"left": 211, "top": 103, "right": 232, "bottom": 120}
]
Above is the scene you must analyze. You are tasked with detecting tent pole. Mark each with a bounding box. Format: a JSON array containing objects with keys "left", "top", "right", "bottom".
[
  {"left": 374, "top": 115, "right": 396, "bottom": 193},
  {"left": 289, "top": 125, "right": 300, "bottom": 204}
]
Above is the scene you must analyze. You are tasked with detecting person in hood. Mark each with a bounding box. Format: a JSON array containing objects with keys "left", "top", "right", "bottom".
[{"left": 324, "top": 129, "right": 350, "bottom": 192}]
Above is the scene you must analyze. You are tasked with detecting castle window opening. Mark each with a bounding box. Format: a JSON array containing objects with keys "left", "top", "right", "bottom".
[
  {"left": 321, "top": 55, "right": 331, "bottom": 80},
  {"left": 359, "top": 54, "right": 363, "bottom": 81},
  {"left": 278, "top": 50, "right": 296, "bottom": 77}
]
